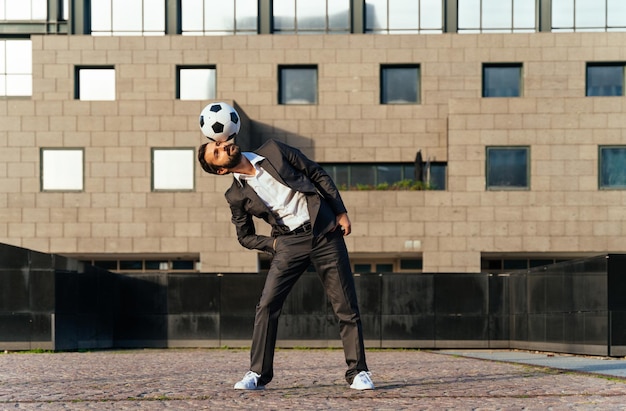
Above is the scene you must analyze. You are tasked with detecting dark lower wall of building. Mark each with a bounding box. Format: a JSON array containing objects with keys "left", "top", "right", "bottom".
[
  {"left": 0, "top": 243, "right": 115, "bottom": 351},
  {"left": 1, "top": 242, "right": 625, "bottom": 356}
]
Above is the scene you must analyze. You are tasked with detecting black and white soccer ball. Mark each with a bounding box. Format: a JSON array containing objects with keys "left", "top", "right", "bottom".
[{"left": 199, "top": 102, "right": 241, "bottom": 142}]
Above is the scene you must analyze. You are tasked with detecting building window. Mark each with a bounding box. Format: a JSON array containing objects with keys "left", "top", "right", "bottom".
[
  {"left": 322, "top": 162, "right": 446, "bottom": 190},
  {"left": 41, "top": 148, "right": 84, "bottom": 191},
  {"left": 365, "top": 0, "right": 443, "bottom": 34},
  {"left": 483, "top": 64, "right": 522, "bottom": 97},
  {"left": 182, "top": 0, "right": 257, "bottom": 35},
  {"left": 552, "top": 0, "right": 626, "bottom": 32},
  {"left": 599, "top": 146, "right": 626, "bottom": 189},
  {"left": 152, "top": 148, "right": 195, "bottom": 191},
  {"left": 0, "top": 39, "right": 32, "bottom": 97},
  {"left": 273, "top": 0, "right": 350, "bottom": 34},
  {"left": 381, "top": 65, "right": 420, "bottom": 104},
  {"left": 279, "top": 66, "right": 317, "bottom": 105},
  {"left": 84, "top": 257, "right": 199, "bottom": 272},
  {"left": 75, "top": 67, "right": 115, "bottom": 101},
  {"left": 486, "top": 146, "right": 529, "bottom": 190},
  {"left": 177, "top": 66, "right": 216, "bottom": 100},
  {"left": 586, "top": 63, "right": 624, "bottom": 96},
  {"left": 62, "top": 0, "right": 69, "bottom": 20},
  {"left": 400, "top": 259, "right": 423, "bottom": 271},
  {"left": 91, "top": 0, "right": 165, "bottom": 36},
  {"left": 458, "top": 0, "right": 536, "bottom": 33},
  {"left": 0, "top": 0, "right": 47, "bottom": 20},
  {"left": 482, "top": 256, "right": 573, "bottom": 273}
]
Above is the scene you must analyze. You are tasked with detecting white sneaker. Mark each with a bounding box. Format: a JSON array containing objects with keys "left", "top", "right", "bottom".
[
  {"left": 234, "top": 371, "right": 264, "bottom": 390},
  {"left": 350, "top": 371, "right": 374, "bottom": 390}
]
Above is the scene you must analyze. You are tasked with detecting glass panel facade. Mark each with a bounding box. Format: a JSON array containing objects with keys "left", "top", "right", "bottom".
[
  {"left": 0, "top": 0, "right": 47, "bottom": 20},
  {"left": 91, "top": 0, "right": 165, "bottom": 36},
  {"left": 586, "top": 64, "right": 624, "bottom": 96},
  {"left": 0, "top": 39, "right": 32, "bottom": 96},
  {"left": 486, "top": 147, "right": 529, "bottom": 189},
  {"left": 599, "top": 146, "right": 626, "bottom": 189},
  {"left": 273, "top": 0, "right": 350, "bottom": 34},
  {"left": 279, "top": 66, "right": 317, "bottom": 104},
  {"left": 178, "top": 67, "right": 217, "bottom": 100},
  {"left": 381, "top": 65, "right": 420, "bottom": 104},
  {"left": 365, "top": 0, "right": 443, "bottom": 34},
  {"left": 553, "top": 0, "right": 626, "bottom": 31},
  {"left": 483, "top": 64, "right": 522, "bottom": 97},
  {"left": 459, "top": 0, "right": 536, "bottom": 33},
  {"left": 152, "top": 149, "right": 195, "bottom": 191},
  {"left": 41, "top": 149, "right": 84, "bottom": 191},
  {"left": 182, "top": 0, "right": 257, "bottom": 35}
]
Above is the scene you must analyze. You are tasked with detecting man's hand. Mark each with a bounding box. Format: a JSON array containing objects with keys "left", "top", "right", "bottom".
[{"left": 336, "top": 213, "right": 351, "bottom": 236}]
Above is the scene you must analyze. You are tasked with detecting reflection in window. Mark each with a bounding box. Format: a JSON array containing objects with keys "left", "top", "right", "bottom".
[
  {"left": 273, "top": 0, "right": 350, "bottom": 34},
  {"left": 152, "top": 148, "right": 195, "bottom": 191},
  {"left": 483, "top": 64, "right": 522, "bottom": 97},
  {"left": 400, "top": 259, "right": 423, "bottom": 270},
  {"left": 279, "top": 66, "right": 317, "bottom": 105},
  {"left": 599, "top": 146, "right": 626, "bottom": 189},
  {"left": 381, "top": 65, "right": 420, "bottom": 104},
  {"left": 41, "top": 149, "right": 84, "bottom": 191},
  {"left": 322, "top": 163, "right": 446, "bottom": 190},
  {"left": 76, "top": 67, "right": 116, "bottom": 101},
  {"left": 586, "top": 63, "right": 624, "bottom": 96},
  {"left": 182, "top": 0, "right": 257, "bottom": 35},
  {"left": 553, "top": 0, "right": 626, "bottom": 32},
  {"left": 177, "top": 66, "right": 216, "bottom": 100},
  {"left": 458, "top": 0, "right": 535, "bottom": 33},
  {"left": 0, "top": 40, "right": 32, "bottom": 97},
  {"left": 486, "top": 147, "right": 529, "bottom": 190},
  {"left": 0, "top": 0, "right": 47, "bottom": 20},
  {"left": 91, "top": 0, "right": 165, "bottom": 36},
  {"left": 365, "top": 0, "right": 443, "bottom": 33},
  {"left": 85, "top": 258, "right": 198, "bottom": 272}
]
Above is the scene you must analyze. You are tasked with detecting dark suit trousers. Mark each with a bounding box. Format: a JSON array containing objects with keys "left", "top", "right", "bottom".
[{"left": 250, "top": 228, "right": 368, "bottom": 386}]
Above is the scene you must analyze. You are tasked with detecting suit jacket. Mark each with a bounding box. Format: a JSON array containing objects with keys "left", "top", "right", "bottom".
[{"left": 224, "top": 139, "right": 347, "bottom": 254}]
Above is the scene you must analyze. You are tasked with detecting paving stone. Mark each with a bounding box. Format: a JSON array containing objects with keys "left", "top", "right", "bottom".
[{"left": 1, "top": 349, "right": 625, "bottom": 410}]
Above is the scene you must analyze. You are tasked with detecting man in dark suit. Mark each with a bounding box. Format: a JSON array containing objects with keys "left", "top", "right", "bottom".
[{"left": 197, "top": 139, "right": 373, "bottom": 390}]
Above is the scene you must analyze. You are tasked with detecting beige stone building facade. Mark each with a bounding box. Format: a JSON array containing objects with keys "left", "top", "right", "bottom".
[{"left": 1, "top": 1, "right": 626, "bottom": 275}]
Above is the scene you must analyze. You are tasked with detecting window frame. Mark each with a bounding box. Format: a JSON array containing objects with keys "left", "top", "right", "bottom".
[
  {"left": 380, "top": 64, "right": 421, "bottom": 104},
  {"left": 278, "top": 65, "right": 318, "bottom": 105},
  {"left": 482, "top": 63, "right": 523, "bottom": 98},
  {"left": 321, "top": 162, "right": 446, "bottom": 191},
  {"left": 599, "top": 145, "right": 626, "bottom": 189},
  {"left": 40, "top": 147, "right": 85, "bottom": 192},
  {"left": 151, "top": 147, "right": 196, "bottom": 192},
  {"left": 176, "top": 65, "right": 217, "bottom": 100},
  {"left": 586, "top": 62, "right": 625, "bottom": 97},
  {"left": 485, "top": 146, "right": 530, "bottom": 191},
  {"left": 75, "top": 66, "right": 116, "bottom": 101}
]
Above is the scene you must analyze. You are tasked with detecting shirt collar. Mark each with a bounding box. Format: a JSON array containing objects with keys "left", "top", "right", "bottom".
[{"left": 233, "top": 152, "right": 265, "bottom": 186}]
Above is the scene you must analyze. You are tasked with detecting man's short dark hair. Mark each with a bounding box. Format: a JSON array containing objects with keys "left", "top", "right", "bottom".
[{"left": 197, "top": 142, "right": 219, "bottom": 175}]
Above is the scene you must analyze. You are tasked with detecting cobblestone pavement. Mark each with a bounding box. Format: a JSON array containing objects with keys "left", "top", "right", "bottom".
[{"left": 1, "top": 348, "right": 626, "bottom": 410}]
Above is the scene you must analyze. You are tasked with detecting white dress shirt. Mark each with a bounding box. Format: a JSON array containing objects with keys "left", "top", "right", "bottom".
[{"left": 234, "top": 152, "right": 310, "bottom": 231}]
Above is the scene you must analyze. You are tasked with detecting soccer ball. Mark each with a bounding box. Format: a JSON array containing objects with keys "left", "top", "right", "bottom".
[{"left": 199, "top": 102, "right": 241, "bottom": 142}]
